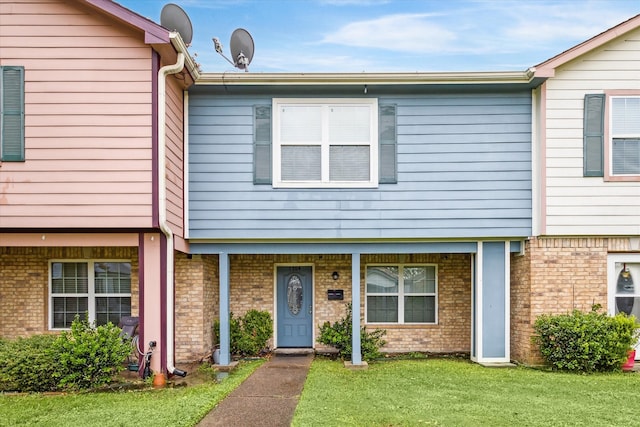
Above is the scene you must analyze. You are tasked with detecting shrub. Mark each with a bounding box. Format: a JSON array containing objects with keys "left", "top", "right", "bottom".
[
  {"left": 533, "top": 304, "right": 640, "bottom": 372},
  {"left": 0, "top": 335, "right": 59, "bottom": 392},
  {"left": 51, "top": 315, "right": 132, "bottom": 390},
  {"left": 214, "top": 310, "right": 273, "bottom": 357},
  {"left": 318, "top": 303, "right": 386, "bottom": 361}
]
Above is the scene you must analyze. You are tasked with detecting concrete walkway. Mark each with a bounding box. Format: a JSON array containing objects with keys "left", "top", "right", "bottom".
[{"left": 197, "top": 353, "right": 314, "bottom": 427}]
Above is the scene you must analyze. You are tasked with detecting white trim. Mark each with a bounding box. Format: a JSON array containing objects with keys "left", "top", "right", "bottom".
[
  {"left": 273, "top": 263, "right": 315, "bottom": 349},
  {"left": 272, "top": 98, "right": 379, "bottom": 189},
  {"left": 48, "top": 259, "right": 132, "bottom": 330},
  {"left": 504, "top": 240, "right": 511, "bottom": 363},
  {"left": 608, "top": 253, "right": 640, "bottom": 359},
  {"left": 473, "top": 242, "right": 484, "bottom": 363},
  {"left": 608, "top": 95, "right": 640, "bottom": 177}
]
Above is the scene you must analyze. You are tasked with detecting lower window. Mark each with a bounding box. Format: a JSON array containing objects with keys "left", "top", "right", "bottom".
[
  {"left": 610, "top": 258, "right": 640, "bottom": 319},
  {"left": 366, "top": 265, "right": 437, "bottom": 324},
  {"left": 50, "top": 261, "right": 131, "bottom": 329}
]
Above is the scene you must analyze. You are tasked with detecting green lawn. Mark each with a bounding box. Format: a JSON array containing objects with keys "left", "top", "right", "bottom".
[
  {"left": 3, "top": 358, "right": 640, "bottom": 427},
  {"left": 0, "top": 360, "right": 262, "bottom": 427},
  {"left": 293, "top": 358, "right": 640, "bottom": 427}
]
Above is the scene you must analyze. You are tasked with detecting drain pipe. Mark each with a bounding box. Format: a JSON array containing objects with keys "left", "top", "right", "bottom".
[{"left": 158, "top": 50, "right": 187, "bottom": 378}]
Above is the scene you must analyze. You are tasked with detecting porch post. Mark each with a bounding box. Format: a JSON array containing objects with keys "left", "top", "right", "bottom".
[
  {"left": 473, "top": 241, "right": 510, "bottom": 364},
  {"left": 351, "top": 252, "right": 362, "bottom": 365},
  {"left": 219, "top": 252, "right": 231, "bottom": 366}
]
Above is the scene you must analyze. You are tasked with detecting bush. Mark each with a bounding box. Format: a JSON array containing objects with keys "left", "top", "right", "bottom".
[
  {"left": 51, "top": 315, "right": 132, "bottom": 390},
  {"left": 533, "top": 304, "right": 640, "bottom": 372},
  {"left": 214, "top": 310, "right": 273, "bottom": 357},
  {"left": 0, "top": 335, "right": 59, "bottom": 392},
  {"left": 318, "top": 303, "right": 386, "bottom": 361}
]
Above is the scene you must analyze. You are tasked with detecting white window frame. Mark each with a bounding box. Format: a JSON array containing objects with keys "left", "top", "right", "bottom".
[
  {"left": 272, "top": 98, "right": 378, "bottom": 188},
  {"left": 607, "top": 253, "right": 640, "bottom": 358},
  {"left": 49, "top": 260, "right": 132, "bottom": 330},
  {"left": 365, "top": 264, "right": 438, "bottom": 325},
  {"left": 609, "top": 95, "right": 640, "bottom": 177}
]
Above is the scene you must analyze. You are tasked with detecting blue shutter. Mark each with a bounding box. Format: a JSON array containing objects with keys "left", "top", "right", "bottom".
[
  {"left": 583, "top": 94, "right": 604, "bottom": 177},
  {"left": 1, "top": 66, "right": 25, "bottom": 162},
  {"left": 254, "top": 105, "right": 271, "bottom": 184},
  {"left": 379, "top": 104, "right": 397, "bottom": 183}
]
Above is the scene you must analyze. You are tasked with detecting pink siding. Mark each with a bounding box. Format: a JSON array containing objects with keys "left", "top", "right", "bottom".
[
  {"left": 0, "top": 0, "right": 154, "bottom": 228},
  {"left": 165, "top": 75, "right": 185, "bottom": 238}
]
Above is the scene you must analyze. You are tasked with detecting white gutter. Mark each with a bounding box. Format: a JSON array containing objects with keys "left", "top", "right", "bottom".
[
  {"left": 195, "top": 68, "right": 538, "bottom": 86},
  {"left": 158, "top": 49, "right": 186, "bottom": 378}
]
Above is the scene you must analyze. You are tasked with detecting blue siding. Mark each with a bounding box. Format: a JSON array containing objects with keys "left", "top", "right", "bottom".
[{"left": 188, "top": 92, "right": 532, "bottom": 240}]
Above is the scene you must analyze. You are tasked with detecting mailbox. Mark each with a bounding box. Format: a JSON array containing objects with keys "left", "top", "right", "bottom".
[{"left": 327, "top": 289, "right": 344, "bottom": 300}]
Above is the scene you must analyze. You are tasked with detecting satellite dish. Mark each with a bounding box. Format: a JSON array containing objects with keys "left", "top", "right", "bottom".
[
  {"left": 229, "top": 29, "right": 254, "bottom": 71},
  {"left": 160, "top": 3, "right": 193, "bottom": 45},
  {"left": 213, "top": 28, "right": 255, "bottom": 72}
]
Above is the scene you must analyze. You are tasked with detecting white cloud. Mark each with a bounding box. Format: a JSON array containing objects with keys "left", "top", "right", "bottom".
[{"left": 321, "top": 13, "right": 458, "bottom": 53}]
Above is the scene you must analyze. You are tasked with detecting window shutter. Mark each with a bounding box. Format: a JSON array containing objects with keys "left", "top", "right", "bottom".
[
  {"left": 1, "top": 66, "right": 25, "bottom": 162},
  {"left": 253, "top": 105, "right": 271, "bottom": 184},
  {"left": 583, "top": 94, "right": 604, "bottom": 177},
  {"left": 379, "top": 104, "right": 397, "bottom": 183}
]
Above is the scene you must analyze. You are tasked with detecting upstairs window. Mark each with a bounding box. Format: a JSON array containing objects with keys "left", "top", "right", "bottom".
[
  {"left": 610, "top": 96, "right": 640, "bottom": 176},
  {"left": 272, "top": 98, "right": 378, "bottom": 188},
  {"left": 583, "top": 93, "right": 640, "bottom": 179}
]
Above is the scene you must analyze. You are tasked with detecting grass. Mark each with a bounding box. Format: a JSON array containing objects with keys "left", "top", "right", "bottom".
[
  {"left": 4, "top": 357, "right": 640, "bottom": 426},
  {"left": 293, "top": 358, "right": 640, "bottom": 427},
  {"left": 0, "top": 360, "right": 263, "bottom": 427}
]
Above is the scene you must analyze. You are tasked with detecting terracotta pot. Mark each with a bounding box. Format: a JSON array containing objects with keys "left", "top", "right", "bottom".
[
  {"left": 622, "top": 350, "right": 636, "bottom": 371},
  {"left": 153, "top": 373, "right": 167, "bottom": 388}
]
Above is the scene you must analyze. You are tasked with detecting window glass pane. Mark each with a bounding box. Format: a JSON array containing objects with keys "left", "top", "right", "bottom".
[
  {"left": 52, "top": 296, "right": 88, "bottom": 328},
  {"left": 54, "top": 263, "right": 88, "bottom": 293},
  {"left": 366, "top": 266, "right": 398, "bottom": 293},
  {"left": 404, "top": 296, "right": 435, "bottom": 323},
  {"left": 280, "top": 106, "right": 322, "bottom": 142},
  {"left": 96, "top": 297, "right": 131, "bottom": 326},
  {"left": 328, "top": 105, "right": 370, "bottom": 142},
  {"left": 404, "top": 267, "right": 436, "bottom": 293},
  {"left": 612, "top": 139, "right": 640, "bottom": 175},
  {"left": 612, "top": 97, "right": 640, "bottom": 135},
  {"left": 367, "top": 296, "right": 398, "bottom": 322},
  {"left": 95, "top": 262, "right": 131, "bottom": 294},
  {"left": 281, "top": 145, "right": 321, "bottom": 180},
  {"left": 329, "top": 145, "right": 370, "bottom": 181}
]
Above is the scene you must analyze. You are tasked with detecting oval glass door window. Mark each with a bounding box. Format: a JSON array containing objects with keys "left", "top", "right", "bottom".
[{"left": 287, "top": 275, "right": 303, "bottom": 315}]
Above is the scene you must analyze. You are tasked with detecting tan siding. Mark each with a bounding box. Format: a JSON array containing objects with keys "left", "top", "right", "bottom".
[
  {"left": 0, "top": 0, "right": 155, "bottom": 229},
  {"left": 544, "top": 27, "right": 640, "bottom": 236}
]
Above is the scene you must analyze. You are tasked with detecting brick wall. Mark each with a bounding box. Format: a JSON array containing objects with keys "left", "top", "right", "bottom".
[
  {"left": 174, "top": 253, "right": 217, "bottom": 362},
  {"left": 0, "top": 246, "right": 138, "bottom": 338},
  {"left": 177, "top": 253, "right": 473, "bottom": 359},
  {"left": 511, "top": 237, "right": 638, "bottom": 365},
  {"left": 361, "top": 253, "right": 471, "bottom": 353}
]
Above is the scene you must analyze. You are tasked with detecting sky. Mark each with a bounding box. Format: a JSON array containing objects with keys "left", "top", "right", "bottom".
[{"left": 116, "top": 0, "right": 640, "bottom": 74}]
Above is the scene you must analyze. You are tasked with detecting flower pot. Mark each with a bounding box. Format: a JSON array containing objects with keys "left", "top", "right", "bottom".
[{"left": 622, "top": 350, "right": 636, "bottom": 371}]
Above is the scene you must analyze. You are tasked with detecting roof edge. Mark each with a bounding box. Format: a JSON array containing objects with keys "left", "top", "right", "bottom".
[
  {"left": 535, "top": 13, "right": 640, "bottom": 77},
  {"left": 82, "top": 0, "right": 170, "bottom": 44},
  {"left": 195, "top": 69, "right": 537, "bottom": 86}
]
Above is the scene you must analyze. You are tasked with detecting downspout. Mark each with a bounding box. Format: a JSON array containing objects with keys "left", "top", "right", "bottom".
[{"left": 158, "top": 51, "right": 187, "bottom": 377}]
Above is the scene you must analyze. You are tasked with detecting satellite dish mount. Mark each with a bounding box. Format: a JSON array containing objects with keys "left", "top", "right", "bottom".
[{"left": 213, "top": 28, "right": 255, "bottom": 72}]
